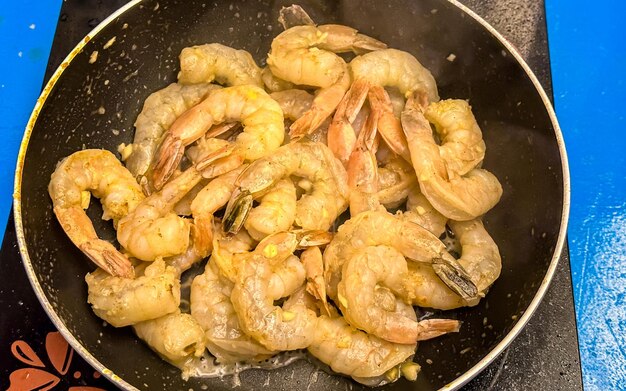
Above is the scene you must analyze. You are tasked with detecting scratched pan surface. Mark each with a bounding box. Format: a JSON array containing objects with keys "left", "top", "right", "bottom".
[{"left": 14, "top": 0, "right": 568, "bottom": 390}]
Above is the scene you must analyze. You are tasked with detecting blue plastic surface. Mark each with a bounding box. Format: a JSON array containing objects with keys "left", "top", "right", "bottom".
[
  {"left": 0, "top": 0, "right": 62, "bottom": 237},
  {"left": 546, "top": 1, "right": 626, "bottom": 389}
]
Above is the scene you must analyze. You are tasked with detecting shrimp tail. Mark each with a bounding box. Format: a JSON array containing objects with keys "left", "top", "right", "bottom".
[
  {"left": 289, "top": 108, "right": 329, "bottom": 140},
  {"left": 432, "top": 257, "right": 478, "bottom": 300},
  {"left": 415, "top": 318, "right": 461, "bottom": 341},
  {"left": 151, "top": 134, "right": 185, "bottom": 191},
  {"left": 278, "top": 5, "right": 315, "bottom": 30},
  {"left": 352, "top": 34, "right": 388, "bottom": 55},
  {"left": 292, "top": 229, "right": 334, "bottom": 248},
  {"left": 79, "top": 240, "right": 134, "bottom": 278},
  {"left": 222, "top": 189, "right": 254, "bottom": 234}
]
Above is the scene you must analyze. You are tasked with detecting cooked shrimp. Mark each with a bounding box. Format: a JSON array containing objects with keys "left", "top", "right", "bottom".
[
  {"left": 350, "top": 48, "right": 439, "bottom": 102},
  {"left": 49, "top": 149, "right": 144, "bottom": 278},
  {"left": 133, "top": 311, "right": 206, "bottom": 370},
  {"left": 403, "top": 262, "right": 469, "bottom": 310},
  {"left": 117, "top": 147, "right": 232, "bottom": 261},
  {"left": 425, "top": 99, "right": 487, "bottom": 177},
  {"left": 125, "top": 83, "right": 219, "bottom": 186},
  {"left": 270, "top": 89, "right": 313, "bottom": 120},
  {"left": 449, "top": 219, "right": 501, "bottom": 295},
  {"left": 230, "top": 232, "right": 317, "bottom": 351},
  {"left": 267, "top": 24, "right": 386, "bottom": 138},
  {"left": 244, "top": 179, "right": 297, "bottom": 241},
  {"left": 402, "top": 187, "right": 447, "bottom": 237},
  {"left": 85, "top": 259, "right": 180, "bottom": 327},
  {"left": 262, "top": 66, "right": 295, "bottom": 92},
  {"left": 177, "top": 43, "right": 263, "bottom": 87},
  {"left": 222, "top": 141, "right": 348, "bottom": 234},
  {"left": 401, "top": 91, "right": 502, "bottom": 220},
  {"left": 324, "top": 210, "right": 477, "bottom": 301},
  {"left": 377, "top": 157, "right": 417, "bottom": 209},
  {"left": 288, "top": 288, "right": 416, "bottom": 381},
  {"left": 337, "top": 245, "right": 460, "bottom": 344},
  {"left": 151, "top": 85, "right": 284, "bottom": 190},
  {"left": 190, "top": 261, "right": 275, "bottom": 363}
]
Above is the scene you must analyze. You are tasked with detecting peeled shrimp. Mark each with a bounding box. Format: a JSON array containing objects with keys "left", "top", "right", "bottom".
[
  {"left": 267, "top": 24, "right": 386, "bottom": 138},
  {"left": 269, "top": 89, "right": 313, "bottom": 121},
  {"left": 117, "top": 147, "right": 232, "bottom": 261},
  {"left": 402, "top": 187, "right": 447, "bottom": 238},
  {"left": 401, "top": 92, "right": 502, "bottom": 220},
  {"left": 337, "top": 245, "right": 460, "bottom": 344},
  {"left": 230, "top": 232, "right": 317, "bottom": 351},
  {"left": 324, "top": 210, "right": 476, "bottom": 301},
  {"left": 377, "top": 157, "right": 417, "bottom": 209},
  {"left": 133, "top": 311, "right": 206, "bottom": 370},
  {"left": 49, "top": 149, "right": 144, "bottom": 277},
  {"left": 190, "top": 261, "right": 275, "bottom": 363},
  {"left": 223, "top": 141, "right": 348, "bottom": 234},
  {"left": 425, "top": 99, "right": 487, "bottom": 177},
  {"left": 85, "top": 259, "right": 180, "bottom": 327},
  {"left": 350, "top": 48, "right": 439, "bottom": 102},
  {"left": 288, "top": 288, "right": 417, "bottom": 382},
  {"left": 177, "top": 43, "right": 263, "bottom": 87},
  {"left": 151, "top": 85, "right": 284, "bottom": 190},
  {"left": 244, "top": 179, "right": 297, "bottom": 241},
  {"left": 261, "top": 66, "right": 295, "bottom": 92},
  {"left": 125, "top": 83, "right": 219, "bottom": 184},
  {"left": 449, "top": 219, "right": 501, "bottom": 295}
]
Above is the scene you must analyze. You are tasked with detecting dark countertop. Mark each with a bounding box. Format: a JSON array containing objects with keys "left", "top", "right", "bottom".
[{"left": 0, "top": 0, "right": 582, "bottom": 390}]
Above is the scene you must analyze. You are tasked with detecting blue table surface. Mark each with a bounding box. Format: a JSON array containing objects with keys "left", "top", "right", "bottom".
[{"left": 1, "top": 1, "right": 624, "bottom": 390}]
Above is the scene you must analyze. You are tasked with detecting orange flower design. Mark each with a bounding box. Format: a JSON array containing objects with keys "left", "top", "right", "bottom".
[{"left": 7, "top": 331, "right": 107, "bottom": 391}]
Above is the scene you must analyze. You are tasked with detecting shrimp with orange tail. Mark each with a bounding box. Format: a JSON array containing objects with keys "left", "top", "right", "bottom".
[
  {"left": 151, "top": 85, "right": 284, "bottom": 190},
  {"left": 267, "top": 24, "right": 386, "bottom": 139},
  {"left": 401, "top": 91, "right": 502, "bottom": 220},
  {"left": 49, "top": 149, "right": 144, "bottom": 278}
]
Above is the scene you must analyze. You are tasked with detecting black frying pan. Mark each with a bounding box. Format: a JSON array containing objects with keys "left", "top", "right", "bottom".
[{"left": 14, "top": 0, "right": 569, "bottom": 389}]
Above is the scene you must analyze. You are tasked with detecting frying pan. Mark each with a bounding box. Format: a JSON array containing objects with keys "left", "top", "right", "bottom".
[{"left": 13, "top": 0, "right": 569, "bottom": 389}]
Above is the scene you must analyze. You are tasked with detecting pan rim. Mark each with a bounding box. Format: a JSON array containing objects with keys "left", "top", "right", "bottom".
[{"left": 12, "top": 1, "right": 571, "bottom": 390}]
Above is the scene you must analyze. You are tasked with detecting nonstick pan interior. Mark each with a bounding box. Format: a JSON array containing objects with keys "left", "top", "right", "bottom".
[{"left": 15, "top": 0, "right": 568, "bottom": 389}]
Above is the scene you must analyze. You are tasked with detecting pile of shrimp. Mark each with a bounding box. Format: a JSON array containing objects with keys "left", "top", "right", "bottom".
[{"left": 47, "top": 5, "right": 502, "bottom": 387}]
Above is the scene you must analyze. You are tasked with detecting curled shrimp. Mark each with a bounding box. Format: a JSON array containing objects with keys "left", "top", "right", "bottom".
[
  {"left": 222, "top": 141, "right": 348, "bottom": 234},
  {"left": 124, "top": 83, "right": 219, "bottom": 185},
  {"left": 85, "top": 258, "right": 180, "bottom": 327},
  {"left": 151, "top": 85, "right": 284, "bottom": 190},
  {"left": 267, "top": 24, "right": 386, "bottom": 138},
  {"left": 133, "top": 311, "right": 206, "bottom": 371},
  {"left": 244, "top": 178, "right": 297, "bottom": 241},
  {"left": 337, "top": 245, "right": 460, "bottom": 344},
  {"left": 48, "top": 149, "right": 144, "bottom": 278},
  {"left": 177, "top": 43, "right": 263, "bottom": 87},
  {"left": 350, "top": 48, "right": 439, "bottom": 102},
  {"left": 403, "top": 219, "right": 501, "bottom": 309},
  {"left": 402, "top": 187, "right": 448, "bottom": 237},
  {"left": 117, "top": 147, "right": 232, "bottom": 261},
  {"left": 230, "top": 232, "right": 317, "bottom": 351},
  {"left": 288, "top": 288, "right": 417, "bottom": 383},
  {"left": 401, "top": 91, "right": 502, "bottom": 220},
  {"left": 377, "top": 157, "right": 417, "bottom": 209},
  {"left": 324, "top": 210, "right": 477, "bottom": 302},
  {"left": 190, "top": 261, "right": 275, "bottom": 363},
  {"left": 425, "top": 99, "right": 487, "bottom": 177}
]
